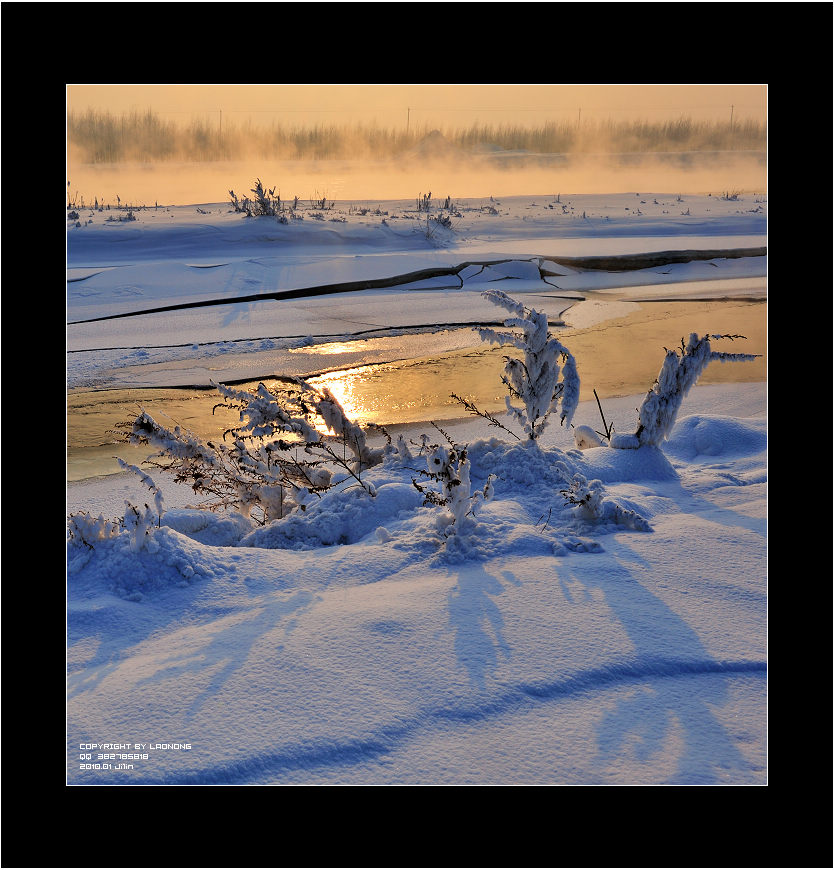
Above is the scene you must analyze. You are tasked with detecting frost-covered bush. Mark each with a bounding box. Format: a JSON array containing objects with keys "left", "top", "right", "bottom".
[
  {"left": 116, "top": 379, "right": 386, "bottom": 525},
  {"left": 68, "top": 512, "right": 123, "bottom": 549},
  {"left": 114, "top": 459, "right": 167, "bottom": 551},
  {"left": 411, "top": 428, "right": 496, "bottom": 535},
  {"left": 229, "top": 179, "right": 283, "bottom": 218},
  {"left": 122, "top": 502, "right": 161, "bottom": 552},
  {"left": 73, "top": 325, "right": 761, "bottom": 561},
  {"left": 474, "top": 290, "right": 579, "bottom": 442},
  {"left": 68, "top": 463, "right": 168, "bottom": 554},
  {"left": 251, "top": 179, "right": 280, "bottom": 215},
  {"left": 612, "top": 333, "right": 758, "bottom": 449},
  {"left": 395, "top": 434, "right": 413, "bottom": 462},
  {"left": 559, "top": 472, "right": 651, "bottom": 531}
]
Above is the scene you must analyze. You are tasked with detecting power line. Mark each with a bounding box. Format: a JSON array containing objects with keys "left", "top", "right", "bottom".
[{"left": 73, "top": 104, "right": 764, "bottom": 114}]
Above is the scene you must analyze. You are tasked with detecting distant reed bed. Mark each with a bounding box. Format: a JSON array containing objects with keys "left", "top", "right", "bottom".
[{"left": 67, "top": 109, "right": 765, "bottom": 164}]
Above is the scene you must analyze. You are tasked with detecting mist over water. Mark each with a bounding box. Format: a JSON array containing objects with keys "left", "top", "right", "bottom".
[
  {"left": 67, "top": 152, "right": 766, "bottom": 208},
  {"left": 67, "top": 108, "right": 766, "bottom": 206}
]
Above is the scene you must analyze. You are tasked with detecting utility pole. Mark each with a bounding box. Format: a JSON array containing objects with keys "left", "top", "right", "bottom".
[
  {"left": 729, "top": 104, "right": 734, "bottom": 130},
  {"left": 578, "top": 107, "right": 581, "bottom": 128},
  {"left": 219, "top": 109, "right": 222, "bottom": 139},
  {"left": 407, "top": 107, "right": 410, "bottom": 135}
]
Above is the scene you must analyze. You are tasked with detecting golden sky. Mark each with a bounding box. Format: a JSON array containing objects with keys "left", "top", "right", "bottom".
[{"left": 67, "top": 84, "right": 766, "bottom": 128}]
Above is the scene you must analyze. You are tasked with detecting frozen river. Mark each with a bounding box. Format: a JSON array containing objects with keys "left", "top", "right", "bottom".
[
  {"left": 67, "top": 192, "right": 766, "bottom": 481},
  {"left": 68, "top": 293, "right": 765, "bottom": 481}
]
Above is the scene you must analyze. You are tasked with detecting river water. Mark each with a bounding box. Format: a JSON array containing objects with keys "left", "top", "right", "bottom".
[{"left": 67, "top": 298, "right": 765, "bottom": 482}]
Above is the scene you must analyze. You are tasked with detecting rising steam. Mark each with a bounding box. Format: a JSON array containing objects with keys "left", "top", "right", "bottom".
[{"left": 67, "top": 109, "right": 766, "bottom": 206}]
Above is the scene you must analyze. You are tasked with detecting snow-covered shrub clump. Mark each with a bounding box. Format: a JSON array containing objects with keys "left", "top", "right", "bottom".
[
  {"left": 67, "top": 512, "right": 123, "bottom": 550},
  {"left": 70, "top": 321, "right": 742, "bottom": 567},
  {"left": 67, "top": 463, "right": 199, "bottom": 586},
  {"left": 67, "top": 523, "right": 218, "bottom": 600},
  {"left": 475, "top": 290, "right": 579, "bottom": 442},
  {"left": 411, "top": 428, "right": 496, "bottom": 536},
  {"left": 612, "top": 333, "right": 758, "bottom": 449},
  {"left": 161, "top": 509, "right": 253, "bottom": 547},
  {"left": 240, "top": 480, "right": 422, "bottom": 550},
  {"left": 573, "top": 425, "right": 605, "bottom": 450},
  {"left": 229, "top": 178, "right": 283, "bottom": 218},
  {"left": 68, "top": 460, "right": 168, "bottom": 559},
  {"left": 115, "top": 458, "right": 166, "bottom": 551},
  {"left": 116, "top": 378, "right": 386, "bottom": 526},
  {"left": 122, "top": 501, "right": 161, "bottom": 553},
  {"left": 467, "top": 439, "right": 653, "bottom": 542},
  {"left": 558, "top": 472, "right": 651, "bottom": 531}
]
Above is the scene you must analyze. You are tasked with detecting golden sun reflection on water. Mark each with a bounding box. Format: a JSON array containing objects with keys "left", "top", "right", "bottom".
[
  {"left": 306, "top": 350, "right": 507, "bottom": 427},
  {"left": 311, "top": 373, "right": 365, "bottom": 424},
  {"left": 67, "top": 300, "right": 765, "bottom": 481},
  {"left": 289, "top": 341, "right": 369, "bottom": 356},
  {"left": 304, "top": 300, "right": 766, "bottom": 428}
]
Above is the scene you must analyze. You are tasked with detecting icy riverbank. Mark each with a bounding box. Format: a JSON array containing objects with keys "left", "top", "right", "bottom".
[{"left": 67, "top": 189, "right": 767, "bottom": 786}]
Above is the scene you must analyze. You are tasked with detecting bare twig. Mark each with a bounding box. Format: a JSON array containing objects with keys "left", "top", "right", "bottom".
[
  {"left": 450, "top": 393, "right": 521, "bottom": 440},
  {"left": 535, "top": 507, "right": 552, "bottom": 532},
  {"left": 593, "top": 388, "right": 614, "bottom": 440}
]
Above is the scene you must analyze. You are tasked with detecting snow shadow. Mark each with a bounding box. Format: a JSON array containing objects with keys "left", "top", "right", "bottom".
[
  {"left": 674, "top": 481, "right": 766, "bottom": 540},
  {"left": 67, "top": 602, "right": 178, "bottom": 701},
  {"left": 557, "top": 544, "right": 763, "bottom": 783},
  {"left": 131, "top": 589, "right": 317, "bottom": 720},
  {"left": 67, "top": 654, "right": 124, "bottom": 702},
  {"left": 447, "top": 565, "right": 512, "bottom": 691}
]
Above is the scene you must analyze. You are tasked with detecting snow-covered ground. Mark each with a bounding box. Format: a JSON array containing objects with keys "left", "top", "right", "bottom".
[{"left": 67, "top": 187, "right": 767, "bottom": 785}]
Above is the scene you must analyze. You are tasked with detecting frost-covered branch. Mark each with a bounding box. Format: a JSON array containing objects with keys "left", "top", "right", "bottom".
[
  {"left": 480, "top": 289, "right": 525, "bottom": 318},
  {"left": 450, "top": 393, "right": 521, "bottom": 440},
  {"left": 215, "top": 380, "right": 321, "bottom": 443},
  {"left": 611, "top": 333, "right": 759, "bottom": 449},
  {"left": 115, "top": 457, "right": 166, "bottom": 525},
  {"left": 114, "top": 380, "right": 387, "bottom": 525},
  {"left": 477, "top": 290, "right": 579, "bottom": 441},
  {"left": 313, "top": 384, "right": 386, "bottom": 472}
]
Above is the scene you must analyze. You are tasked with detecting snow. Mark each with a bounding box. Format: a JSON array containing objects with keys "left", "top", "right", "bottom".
[{"left": 67, "top": 186, "right": 767, "bottom": 785}]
